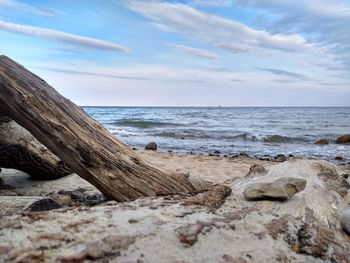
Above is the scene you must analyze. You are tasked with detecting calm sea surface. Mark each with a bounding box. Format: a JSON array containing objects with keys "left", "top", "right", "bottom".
[{"left": 84, "top": 107, "right": 350, "bottom": 162}]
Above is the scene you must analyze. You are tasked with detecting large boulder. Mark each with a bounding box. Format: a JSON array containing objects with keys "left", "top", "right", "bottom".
[{"left": 336, "top": 134, "right": 350, "bottom": 144}]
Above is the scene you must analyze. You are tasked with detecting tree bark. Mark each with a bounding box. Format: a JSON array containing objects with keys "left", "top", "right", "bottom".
[
  {"left": 0, "top": 56, "right": 210, "bottom": 201},
  {"left": 0, "top": 115, "right": 71, "bottom": 180}
]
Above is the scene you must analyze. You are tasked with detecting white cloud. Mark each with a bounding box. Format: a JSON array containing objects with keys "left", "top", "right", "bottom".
[
  {"left": 170, "top": 44, "right": 221, "bottom": 59},
  {"left": 0, "top": 19, "right": 130, "bottom": 52},
  {"left": 231, "top": 0, "right": 350, "bottom": 72},
  {"left": 0, "top": 0, "right": 60, "bottom": 18},
  {"left": 127, "top": 1, "right": 314, "bottom": 54}
]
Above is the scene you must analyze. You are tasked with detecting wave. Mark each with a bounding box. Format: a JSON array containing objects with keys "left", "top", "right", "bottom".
[
  {"left": 151, "top": 131, "right": 310, "bottom": 144},
  {"left": 112, "top": 119, "right": 179, "bottom": 128},
  {"left": 153, "top": 131, "right": 211, "bottom": 139}
]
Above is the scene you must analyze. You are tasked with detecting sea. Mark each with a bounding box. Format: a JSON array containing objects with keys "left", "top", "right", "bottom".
[{"left": 84, "top": 107, "right": 350, "bottom": 163}]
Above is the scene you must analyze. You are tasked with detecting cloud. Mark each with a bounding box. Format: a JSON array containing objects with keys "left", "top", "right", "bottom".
[
  {"left": 0, "top": 19, "right": 130, "bottom": 52},
  {"left": 35, "top": 62, "right": 250, "bottom": 84},
  {"left": 262, "top": 68, "right": 311, "bottom": 81},
  {"left": 0, "top": 0, "right": 60, "bottom": 18},
  {"left": 170, "top": 44, "right": 221, "bottom": 59},
  {"left": 232, "top": 0, "right": 350, "bottom": 71},
  {"left": 127, "top": 1, "right": 313, "bottom": 54}
]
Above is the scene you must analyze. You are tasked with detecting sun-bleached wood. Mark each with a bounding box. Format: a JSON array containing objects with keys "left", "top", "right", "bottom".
[
  {"left": 0, "top": 116, "right": 71, "bottom": 180},
  {"left": 0, "top": 56, "right": 210, "bottom": 201}
]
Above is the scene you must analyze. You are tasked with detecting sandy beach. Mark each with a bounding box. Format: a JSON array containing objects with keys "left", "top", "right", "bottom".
[
  {"left": 1, "top": 151, "right": 350, "bottom": 263},
  {"left": 0, "top": 151, "right": 272, "bottom": 201}
]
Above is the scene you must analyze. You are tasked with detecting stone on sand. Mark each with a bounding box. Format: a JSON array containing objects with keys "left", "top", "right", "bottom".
[
  {"left": 145, "top": 142, "right": 157, "bottom": 151},
  {"left": 243, "top": 177, "right": 306, "bottom": 201},
  {"left": 27, "top": 198, "right": 63, "bottom": 212}
]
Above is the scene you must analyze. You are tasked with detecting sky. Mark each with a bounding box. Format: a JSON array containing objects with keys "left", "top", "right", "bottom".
[{"left": 0, "top": 0, "right": 350, "bottom": 106}]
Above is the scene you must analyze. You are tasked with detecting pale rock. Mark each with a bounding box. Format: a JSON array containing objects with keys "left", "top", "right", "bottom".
[
  {"left": 340, "top": 209, "right": 350, "bottom": 234},
  {"left": 243, "top": 177, "right": 306, "bottom": 201}
]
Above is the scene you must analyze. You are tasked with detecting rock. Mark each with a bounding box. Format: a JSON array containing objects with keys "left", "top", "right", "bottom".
[
  {"left": 56, "top": 188, "right": 106, "bottom": 206},
  {"left": 247, "top": 164, "right": 266, "bottom": 175},
  {"left": 214, "top": 150, "right": 221, "bottom": 155},
  {"left": 314, "top": 139, "right": 329, "bottom": 145},
  {"left": 27, "top": 198, "right": 63, "bottom": 211},
  {"left": 340, "top": 209, "right": 350, "bottom": 235},
  {"left": 258, "top": 157, "right": 271, "bottom": 161},
  {"left": 145, "top": 142, "right": 157, "bottom": 151},
  {"left": 85, "top": 193, "right": 107, "bottom": 206},
  {"left": 239, "top": 152, "right": 250, "bottom": 158},
  {"left": 335, "top": 156, "right": 344, "bottom": 160},
  {"left": 243, "top": 177, "right": 307, "bottom": 201},
  {"left": 274, "top": 154, "right": 287, "bottom": 162},
  {"left": 70, "top": 188, "right": 87, "bottom": 200},
  {"left": 50, "top": 193, "right": 74, "bottom": 206},
  {"left": 336, "top": 134, "right": 350, "bottom": 144}
]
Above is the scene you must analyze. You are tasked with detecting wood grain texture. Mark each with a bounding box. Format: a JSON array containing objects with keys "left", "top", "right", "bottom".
[
  {"left": 0, "top": 117, "right": 71, "bottom": 180},
  {"left": 0, "top": 56, "right": 210, "bottom": 201}
]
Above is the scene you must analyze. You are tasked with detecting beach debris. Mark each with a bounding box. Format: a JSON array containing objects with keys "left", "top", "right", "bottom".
[
  {"left": 27, "top": 198, "right": 63, "bottom": 212},
  {"left": 336, "top": 134, "right": 350, "bottom": 144},
  {"left": 145, "top": 142, "right": 158, "bottom": 151},
  {"left": 0, "top": 56, "right": 210, "bottom": 202},
  {"left": 340, "top": 209, "right": 350, "bottom": 235},
  {"left": 314, "top": 139, "right": 329, "bottom": 145},
  {"left": 183, "top": 184, "right": 232, "bottom": 210},
  {"left": 243, "top": 177, "right": 306, "bottom": 201}
]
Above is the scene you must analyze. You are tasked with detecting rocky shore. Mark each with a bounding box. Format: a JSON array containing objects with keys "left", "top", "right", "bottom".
[{"left": 1, "top": 151, "right": 350, "bottom": 263}]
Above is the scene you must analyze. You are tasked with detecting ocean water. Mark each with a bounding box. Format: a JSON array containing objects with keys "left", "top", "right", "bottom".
[{"left": 84, "top": 107, "right": 350, "bottom": 162}]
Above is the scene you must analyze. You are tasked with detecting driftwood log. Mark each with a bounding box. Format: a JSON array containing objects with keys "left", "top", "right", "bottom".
[
  {"left": 0, "top": 56, "right": 210, "bottom": 201},
  {"left": 0, "top": 115, "right": 71, "bottom": 179}
]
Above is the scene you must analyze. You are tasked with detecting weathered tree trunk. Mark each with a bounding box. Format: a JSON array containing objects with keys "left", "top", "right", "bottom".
[
  {"left": 0, "top": 56, "right": 210, "bottom": 201},
  {"left": 0, "top": 115, "right": 71, "bottom": 180}
]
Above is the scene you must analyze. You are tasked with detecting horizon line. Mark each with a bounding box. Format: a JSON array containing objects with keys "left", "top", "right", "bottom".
[{"left": 81, "top": 105, "right": 350, "bottom": 108}]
